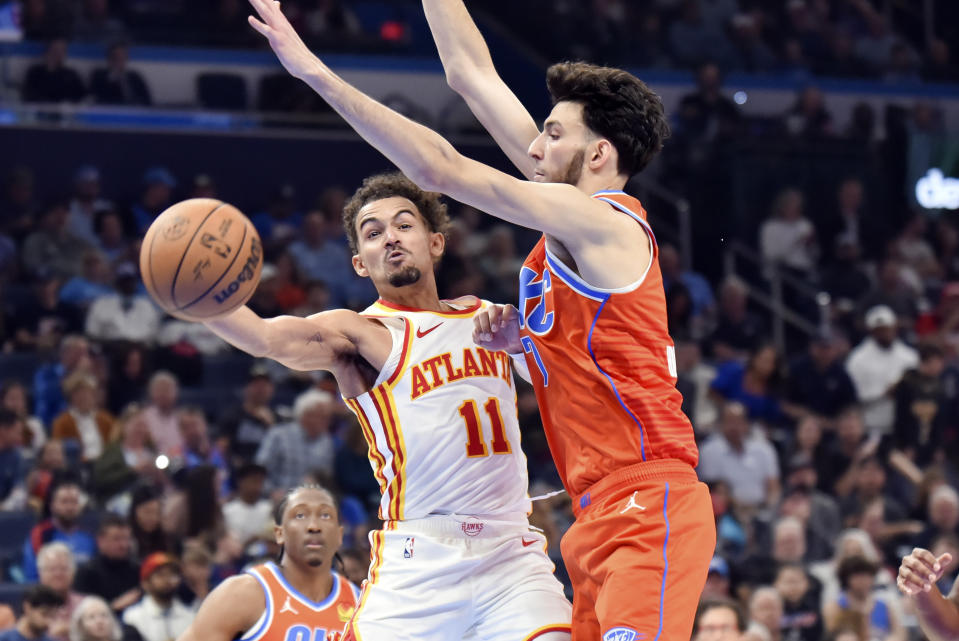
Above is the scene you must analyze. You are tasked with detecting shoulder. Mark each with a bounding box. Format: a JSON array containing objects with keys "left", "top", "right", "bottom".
[{"left": 202, "top": 572, "right": 266, "bottom": 611}]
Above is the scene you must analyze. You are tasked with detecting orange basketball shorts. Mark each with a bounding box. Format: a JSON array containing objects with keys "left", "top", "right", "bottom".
[{"left": 562, "top": 459, "right": 716, "bottom": 641}]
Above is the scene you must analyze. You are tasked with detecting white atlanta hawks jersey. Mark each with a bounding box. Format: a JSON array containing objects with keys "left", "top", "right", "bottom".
[{"left": 344, "top": 297, "right": 531, "bottom": 521}]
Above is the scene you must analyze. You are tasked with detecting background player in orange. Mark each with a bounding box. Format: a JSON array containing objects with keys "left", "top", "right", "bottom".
[
  {"left": 177, "top": 485, "right": 358, "bottom": 641},
  {"left": 244, "top": 0, "right": 715, "bottom": 638}
]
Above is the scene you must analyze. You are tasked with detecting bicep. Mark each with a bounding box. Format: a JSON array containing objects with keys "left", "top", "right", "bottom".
[{"left": 264, "top": 311, "right": 361, "bottom": 372}]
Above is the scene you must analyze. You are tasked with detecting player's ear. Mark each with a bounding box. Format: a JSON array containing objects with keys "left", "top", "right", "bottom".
[
  {"left": 589, "top": 139, "right": 614, "bottom": 170},
  {"left": 352, "top": 254, "right": 369, "bottom": 278},
  {"left": 274, "top": 524, "right": 284, "bottom": 546},
  {"left": 429, "top": 231, "right": 445, "bottom": 262},
  {"left": 336, "top": 525, "right": 344, "bottom": 548}
]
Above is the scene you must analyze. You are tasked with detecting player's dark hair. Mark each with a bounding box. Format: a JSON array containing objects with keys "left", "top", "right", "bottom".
[
  {"left": 692, "top": 598, "right": 746, "bottom": 636},
  {"left": 342, "top": 172, "right": 449, "bottom": 255},
  {"left": 274, "top": 484, "right": 340, "bottom": 564},
  {"left": 546, "top": 61, "right": 669, "bottom": 177}
]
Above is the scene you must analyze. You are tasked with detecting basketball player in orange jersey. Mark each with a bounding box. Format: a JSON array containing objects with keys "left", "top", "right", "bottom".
[
  {"left": 195, "top": 172, "right": 571, "bottom": 640},
  {"left": 177, "top": 485, "right": 358, "bottom": 641},
  {"left": 244, "top": 0, "right": 715, "bottom": 639}
]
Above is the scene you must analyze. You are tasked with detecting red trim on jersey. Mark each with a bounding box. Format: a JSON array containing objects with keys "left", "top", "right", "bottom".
[
  {"left": 369, "top": 389, "right": 404, "bottom": 520},
  {"left": 523, "top": 624, "right": 573, "bottom": 641},
  {"left": 385, "top": 319, "right": 413, "bottom": 386},
  {"left": 373, "top": 298, "right": 482, "bottom": 316}
]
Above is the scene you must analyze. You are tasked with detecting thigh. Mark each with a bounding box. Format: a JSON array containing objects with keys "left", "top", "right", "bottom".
[
  {"left": 472, "top": 532, "right": 573, "bottom": 641},
  {"left": 566, "top": 480, "right": 715, "bottom": 641},
  {"left": 347, "top": 530, "right": 472, "bottom": 641}
]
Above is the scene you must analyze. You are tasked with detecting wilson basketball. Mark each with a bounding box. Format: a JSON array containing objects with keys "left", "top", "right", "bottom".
[{"left": 139, "top": 198, "right": 263, "bottom": 321}]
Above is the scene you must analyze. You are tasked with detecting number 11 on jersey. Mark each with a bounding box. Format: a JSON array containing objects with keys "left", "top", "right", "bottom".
[{"left": 459, "top": 397, "right": 512, "bottom": 458}]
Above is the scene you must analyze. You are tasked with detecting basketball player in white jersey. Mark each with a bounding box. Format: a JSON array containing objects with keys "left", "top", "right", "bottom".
[
  {"left": 199, "top": 173, "right": 571, "bottom": 641},
  {"left": 177, "top": 485, "right": 359, "bottom": 641}
]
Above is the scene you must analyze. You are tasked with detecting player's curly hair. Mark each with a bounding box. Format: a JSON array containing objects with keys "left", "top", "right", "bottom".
[
  {"left": 342, "top": 172, "right": 450, "bottom": 255},
  {"left": 546, "top": 61, "right": 670, "bottom": 177}
]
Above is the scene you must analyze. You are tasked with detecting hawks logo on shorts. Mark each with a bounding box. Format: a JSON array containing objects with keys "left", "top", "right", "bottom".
[{"left": 240, "top": 562, "right": 359, "bottom": 641}]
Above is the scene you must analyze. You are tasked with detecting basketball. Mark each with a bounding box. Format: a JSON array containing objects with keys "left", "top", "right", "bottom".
[{"left": 139, "top": 198, "right": 263, "bottom": 321}]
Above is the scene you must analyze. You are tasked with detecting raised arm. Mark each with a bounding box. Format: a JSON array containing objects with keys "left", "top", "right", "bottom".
[
  {"left": 247, "top": 0, "right": 625, "bottom": 251},
  {"left": 203, "top": 305, "right": 390, "bottom": 374},
  {"left": 422, "top": 0, "right": 540, "bottom": 179},
  {"left": 898, "top": 548, "right": 959, "bottom": 641}
]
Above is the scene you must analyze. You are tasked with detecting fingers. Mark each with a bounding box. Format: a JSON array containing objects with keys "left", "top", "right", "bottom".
[
  {"left": 473, "top": 311, "right": 493, "bottom": 343},
  {"left": 248, "top": 15, "right": 271, "bottom": 35},
  {"left": 898, "top": 548, "right": 945, "bottom": 596},
  {"left": 939, "top": 552, "right": 954, "bottom": 567}
]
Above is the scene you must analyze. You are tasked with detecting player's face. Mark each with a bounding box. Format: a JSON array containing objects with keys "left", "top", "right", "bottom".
[
  {"left": 352, "top": 197, "right": 444, "bottom": 290},
  {"left": 275, "top": 488, "right": 343, "bottom": 570},
  {"left": 528, "top": 101, "right": 591, "bottom": 186}
]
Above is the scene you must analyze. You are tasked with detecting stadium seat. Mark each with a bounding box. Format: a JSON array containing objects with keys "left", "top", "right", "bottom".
[
  {"left": 257, "top": 73, "right": 326, "bottom": 113},
  {"left": 200, "top": 353, "right": 255, "bottom": 389},
  {"left": 196, "top": 73, "right": 248, "bottom": 111},
  {"left": 0, "top": 511, "right": 35, "bottom": 582}
]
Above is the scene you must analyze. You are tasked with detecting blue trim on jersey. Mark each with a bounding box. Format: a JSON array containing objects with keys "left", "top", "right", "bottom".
[
  {"left": 544, "top": 249, "right": 606, "bottom": 302},
  {"left": 266, "top": 562, "right": 340, "bottom": 611},
  {"left": 654, "top": 483, "right": 671, "bottom": 641},
  {"left": 240, "top": 568, "right": 273, "bottom": 641},
  {"left": 595, "top": 197, "right": 659, "bottom": 249},
  {"left": 587, "top": 297, "right": 647, "bottom": 461}
]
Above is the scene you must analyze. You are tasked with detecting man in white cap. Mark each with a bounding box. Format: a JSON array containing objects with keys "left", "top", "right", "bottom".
[{"left": 845, "top": 305, "right": 918, "bottom": 435}]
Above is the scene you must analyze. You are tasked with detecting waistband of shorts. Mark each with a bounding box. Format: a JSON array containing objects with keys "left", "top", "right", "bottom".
[
  {"left": 571, "top": 459, "right": 698, "bottom": 517},
  {"left": 383, "top": 512, "right": 531, "bottom": 538}
]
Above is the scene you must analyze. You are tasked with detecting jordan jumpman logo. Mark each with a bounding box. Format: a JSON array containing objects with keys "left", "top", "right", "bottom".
[{"left": 619, "top": 491, "right": 647, "bottom": 514}]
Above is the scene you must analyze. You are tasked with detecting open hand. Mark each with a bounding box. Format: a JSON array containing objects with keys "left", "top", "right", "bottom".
[
  {"left": 897, "top": 547, "right": 952, "bottom": 596},
  {"left": 248, "top": 0, "right": 318, "bottom": 80},
  {"left": 473, "top": 304, "right": 522, "bottom": 353}
]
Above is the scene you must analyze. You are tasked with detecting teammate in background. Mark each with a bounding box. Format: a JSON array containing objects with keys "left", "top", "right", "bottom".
[
  {"left": 245, "top": 0, "right": 714, "bottom": 638},
  {"left": 897, "top": 547, "right": 959, "bottom": 641},
  {"left": 197, "top": 173, "right": 570, "bottom": 640},
  {"left": 177, "top": 485, "right": 358, "bottom": 641}
]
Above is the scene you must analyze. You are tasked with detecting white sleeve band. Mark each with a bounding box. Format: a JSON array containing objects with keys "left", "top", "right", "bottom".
[{"left": 510, "top": 351, "right": 532, "bottom": 384}]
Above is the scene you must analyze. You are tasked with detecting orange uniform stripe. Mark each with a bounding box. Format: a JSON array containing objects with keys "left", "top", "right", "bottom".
[{"left": 374, "top": 387, "right": 407, "bottom": 521}]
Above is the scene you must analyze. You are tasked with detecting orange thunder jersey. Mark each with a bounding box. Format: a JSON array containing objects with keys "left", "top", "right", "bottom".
[
  {"left": 240, "top": 563, "right": 359, "bottom": 641},
  {"left": 518, "top": 191, "right": 698, "bottom": 497}
]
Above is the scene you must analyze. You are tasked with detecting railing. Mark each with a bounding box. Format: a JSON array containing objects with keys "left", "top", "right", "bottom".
[
  {"left": 723, "top": 239, "right": 828, "bottom": 353},
  {"left": 631, "top": 176, "right": 694, "bottom": 272}
]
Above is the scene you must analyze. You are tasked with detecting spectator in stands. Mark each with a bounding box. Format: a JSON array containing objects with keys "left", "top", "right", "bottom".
[
  {"left": 36, "top": 543, "right": 84, "bottom": 641},
  {"left": 824, "top": 555, "right": 906, "bottom": 641},
  {"left": 106, "top": 346, "right": 148, "bottom": 415},
  {"left": 31, "top": 335, "right": 93, "bottom": 427},
  {"left": 139, "top": 372, "right": 181, "bottom": 458},
  {"left": 176, "top": 543, "right": 212, "bottom": 612},
  {"left": 786, "top": 331, "right": 857, "bottom": 424},
  {"left": 128, "top": 169, "right": 175, "bottom": 236},
  {"left": 782, "top": 454, "right": 842, "bottom": 562},
  {"left": 122, "top": 553, "right": 193, "bottom": 641},
  {"left": 0, "top": 408, "right": 27, "bottom": 509},
  {"left": 334, "top": 417, "right": 382, "bottom": 514},
  {"left": 21, "top": 39, "right": 86, "bottom": 104},
  {"left": 164, "top": 466, "right": 236, "bottom": 564},
  {"left": 922, "top": 38, "right": 958, "bottom": 84},
  {"left": 820, "top": 177, "right": 883, "bottom": 264},
  {"left": 0, "top": 585, "right": 65, "bottom": 641},
  {"left": 250, "top": 184, "right": 302, "bottom": 252},
  {"left": 92, "top": 210, "right": 130, "bottom": 266},
  {"left": 667, "top": 1, "right": 735, "bottom": 69},
  {"left": 269, "top": 253, "right": 306, "bottom": 312},
  {"left": 90, "top": 406, "right": 159, "bottom": 502},
  {"left": 659, "top": 242, "right": 715, "bottom": 321},
  {"left": 90, "top": 43, "right": 152, "bottom": 107},
  {"left": 710, "top": 343, "right": 785, "bottom": 425},
  {"left": 0, "top": 166, "right": 38, "bottom": 243},
  {"left": 692, "top": 598, "right": 746, "bottom": 641},
  {"left": 66, "top": 167, "right": 113, "bottom": 248},
  {"left": 22, "top": 201, "right": 91, "bottom": 281},
  {"left": 85, "top": 262, "right": 162, "bottom": 345},
  {"left": 853, "top": 13, "right": 898, "bottom": 75},
  {"left": 1, "top": 380, "right": 46, "bottom": 456},
  {"left": 760, "top": 187, "right": 818, "bottom": 280},
  {"left": 675, "top": 62, "right": 741, "bottom": 148},
  {"left": 217, "top": 364, "right": 276, "bottom": 466},
  {"left": 51, "top": 371, "right": 117, "bottom": 463},
  {"left": 846, "top": 305, "right": 919, "bottom": 436},
  {"left": 255, "top": 389, "right": 335, "bottom": 494},
  {"left": 698, "top": 401, "right": 780, "bottom": 512},
  {"left": 709, "top": 276, "right": 767, "bottom": 363},
  {"left": 8, "top": 272, "right": 84, "bottom": 354},
  {"left": 701, "top": 555, "right": 732, "bottom": 601},
  {"left": 287, "top": 210, "right": 356, "bottom": 307},
  {"left": 67, "top": 596, "right": 129, "bottom": 641},
  {"left": 222, "top": 463, "right": 272, "bottom": 555},
  {"left": 22, "top": 477, "right": 96, "bottom": 583},
  {"left": 25, "top": 441, "right": 68, "bottom": 515},
  {"left": 824, "top": 31, "right": 870, "bottom": 79},
  {"left": 838, "top": 455, "right": 907, "bottom": 527},
  {"left": 914, "top": 485, "right": 959, "bottom": 551},
  {"left": 822, "top": 238, "right": 872, "bottom": 327},
  {"left": 128, "top": 485, "right": 170, "bottom": 560},
  {"left": 178, "top": 408, "right": 228, "bottom": 494},
  {"left": 811, "top": 528, "right": 890, "bottom": 610},
  {"left": 857, "top": 259, "right": 920, "bottom": 329},
  {"left": 245, "top": 263, "right": 283, "bottom": 319},
  {"left": 774, "top": 562, "right": 823, "bottom": 641},
  {"left": 817, "top": 406, "right": 873, "bottom": 496},
  {"left": 73, "top": 0, "right": 127, "bottom": 44},
  {"left": 891, "top": 342, "right": 948, "bottom": 469},
  {"left": 747, "top": 586, "right": 784, "bottom": 641},
  {"left": 74, "top": 514, "right": 141, "bottom": 615},
  {"left": 59, "top": 251, "right": 114, "bottom": 310}
]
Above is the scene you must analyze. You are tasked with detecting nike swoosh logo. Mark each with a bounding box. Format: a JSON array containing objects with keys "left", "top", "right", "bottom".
[
  {"left": 521, "top": 537, "right": 538, "bottom": 547},
  {"left": 416, "top": 323, "right": 443, "bottom": 338}
]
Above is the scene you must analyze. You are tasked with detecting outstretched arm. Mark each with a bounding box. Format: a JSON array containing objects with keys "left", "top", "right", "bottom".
[
  {"left": 422, "top": 0, "right": 539, "bottom": 179},
  {"left": 246, "top": 0, "right": 615, "bottom": 248},
  {"left": 897, "top": 548, "right": 959, "bottom": 641}
]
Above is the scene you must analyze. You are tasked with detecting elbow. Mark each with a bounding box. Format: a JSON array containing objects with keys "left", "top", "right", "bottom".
[{"left": 408, "top": 142, "right": 460, "bottom": 194}]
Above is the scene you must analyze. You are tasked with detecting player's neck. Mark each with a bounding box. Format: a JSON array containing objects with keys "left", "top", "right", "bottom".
[
  {"left": 279, "top": 560, "right": 335, "bottom": 603},
  {"left": 575, "top": 172, "right": 628, "bottom": 196},
  {"left": 378, "top": 283, "right": 446, "bottom": 313}
]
